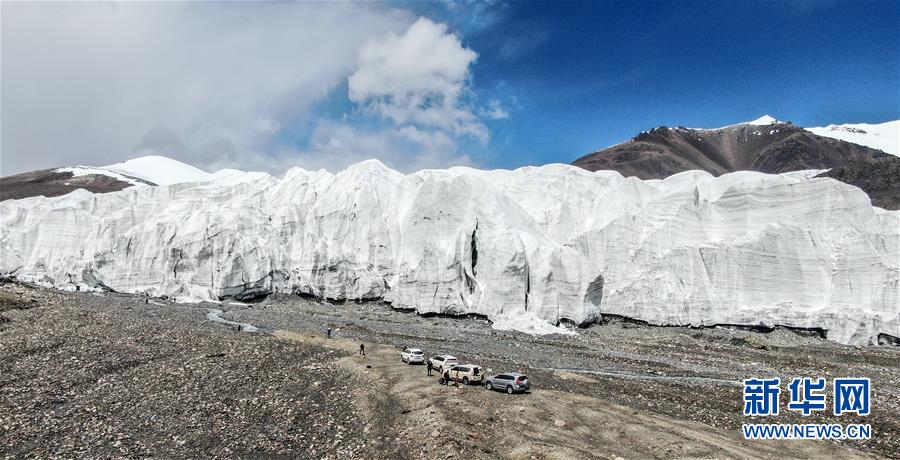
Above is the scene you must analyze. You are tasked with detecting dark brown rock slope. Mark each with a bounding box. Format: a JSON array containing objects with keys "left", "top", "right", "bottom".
[
  {"left": 0, "top": 169, "right": 151, "bottom": 202},
  {"left": 573, "top": 121, "right": 888, "bottom": 179},
  {"left": 816, "top": 155, "right": 900, "bottom": 210},
  {"left": 572, "top": 121, "right": 897, "bottom": 209}
]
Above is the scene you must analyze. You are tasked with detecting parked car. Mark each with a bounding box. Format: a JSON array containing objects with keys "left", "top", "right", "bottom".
[
  {"left": 485, "top": 373, "right": 531, "bottom": 394},
  {"left": 445, "top": 364, "right": 484, "bottom": 385},
  {"left": 428, "top": 355, "right": 458, "bottom": 372},
  {"left": 400, "top": 348, "right": 425, "bottom": 364}
]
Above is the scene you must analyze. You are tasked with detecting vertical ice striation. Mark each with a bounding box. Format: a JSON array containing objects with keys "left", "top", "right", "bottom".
[{"left": 1, "top": 161, "right": 897, "bottom": 344}]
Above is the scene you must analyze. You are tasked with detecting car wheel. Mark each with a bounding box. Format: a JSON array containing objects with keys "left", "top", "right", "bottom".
[
  {"left": 486, "top": 382, "right": 493, "bottom": 390},
  {"left": 506, "top": 386, "right": 514, "bottom": 394},
  {"left": 463, "top": 377, "right": 469, "bottom": 385}
]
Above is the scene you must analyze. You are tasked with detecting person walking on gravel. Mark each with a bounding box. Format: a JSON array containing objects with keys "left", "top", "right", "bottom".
[
  {"left": 426, "top": 360, "right": 433, "bottom": 376},
  {"left": 359, "top": 343, "right": 365, "bottom": 356},
  {"left": 326, "top": 327, "right": 332, "bottom": 339}
]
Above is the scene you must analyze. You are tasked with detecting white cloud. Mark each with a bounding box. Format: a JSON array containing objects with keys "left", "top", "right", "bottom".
[
  {"left": 278, "top": 121, "right": 474, "bottom": 173},
  {"left": 276, "top": 16, "right": 498, "bottom": 174},
  {"left": 483, "top": 99, "right": 510, "bottom": 120},
  {"left": 1, "top": 2, "right": 412, "bottom": 175},
  {"left": 348, "top": 17, "right": 487, "bottom": 141},
  {"left": 2, "top": 5, "right": 506, "bottom": 177}
]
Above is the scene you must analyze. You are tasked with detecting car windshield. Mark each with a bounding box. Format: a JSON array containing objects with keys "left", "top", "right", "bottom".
[
  {"left": 412, "top": 350, "right": 423, "bottom": 355},
  {"left": 517, "top": 375, "right": 528, "bottom": 381}
]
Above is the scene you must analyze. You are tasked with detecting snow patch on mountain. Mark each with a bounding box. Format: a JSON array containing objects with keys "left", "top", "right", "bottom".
[
  {"left": 746, "top": 115, "right": 780, "bottom": 126},
  {"left": 102, "top": 155, "right": 214, "bottom": 185},
  {"left": 2, "top": 161, "right": 897, "bottom": 344},
  {"left": 806, "top": 120, "right": 900, "bottom": 156},
  {"left": 679, "top": 114, "right": 784, "bottom": 131},
  {"left": 56, "top": 167, "right": 149, "bottom": 186},
  {"left": 55, "top": 155, "right": 214, "bottom": 187}
]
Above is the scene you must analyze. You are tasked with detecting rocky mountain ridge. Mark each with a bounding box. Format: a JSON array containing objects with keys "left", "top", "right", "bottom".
[{"left": 571, "top": 116, "right": 898, "bottom": 209}]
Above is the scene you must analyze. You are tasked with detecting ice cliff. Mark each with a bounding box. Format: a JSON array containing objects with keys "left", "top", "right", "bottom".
[{"left": 2, "top": 161, "right": 897, "bottom": 344}]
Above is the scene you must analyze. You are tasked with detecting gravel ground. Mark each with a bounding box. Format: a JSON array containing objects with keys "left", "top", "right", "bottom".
[
  {"left": 2, "top": 281, "right": 898, "bottom": 459},
  {"left": 228, "top": 294, "right": 900, "bottom": 458},
  {"left": 0, "top": 283, "right": 400, "bottom": 458}
]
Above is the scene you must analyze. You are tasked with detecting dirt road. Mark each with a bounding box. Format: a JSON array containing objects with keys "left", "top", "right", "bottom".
[{"left": 275, "top": 330, "right": 874, "bottom": 459}]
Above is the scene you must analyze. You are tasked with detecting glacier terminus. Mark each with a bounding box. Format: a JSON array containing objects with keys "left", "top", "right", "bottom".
[{"left": 2, "top": 160, "right": 897, "bottom": 345}]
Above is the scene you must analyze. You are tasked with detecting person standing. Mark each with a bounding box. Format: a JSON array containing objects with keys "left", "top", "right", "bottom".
[
  {"left": 326, "top": 327, "right": 332, "bottom": 339},
  {"left": 426, "top": 360, "right": 433, "bottom": 376},
  {"left": 359, "top": 343, "right": 365, "bottom": 356}
]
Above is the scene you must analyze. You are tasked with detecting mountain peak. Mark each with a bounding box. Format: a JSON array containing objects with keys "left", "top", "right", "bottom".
[
  {"left": 573, "top": 115, "right": 890, "bottom": 191},
  {"left": 746, "top": 115, "right": 780, "bottom": 126},
  {"left": 102, "top": 155, "right": 213, "bottom": 186}
]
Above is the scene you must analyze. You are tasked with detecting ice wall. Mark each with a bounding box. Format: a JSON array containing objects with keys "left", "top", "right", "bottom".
[{"left": 2, "top": 161, "right": 897, "bottom": 344}]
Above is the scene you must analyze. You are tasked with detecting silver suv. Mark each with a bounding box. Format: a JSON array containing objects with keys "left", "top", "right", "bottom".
[
  {"left": 485, "top": 373, "right": 531, "bottom": 394},
  {"left": 400, "top": 348, "right": 425, "bottom": 364}
]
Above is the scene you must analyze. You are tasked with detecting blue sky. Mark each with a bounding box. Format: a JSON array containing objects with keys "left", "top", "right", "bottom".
[
  {"left": 406, "top": 0, "right": 900, "bottom": 168},
  {"left": 3, "top": 1, "right": 898, "bottom": 174}
]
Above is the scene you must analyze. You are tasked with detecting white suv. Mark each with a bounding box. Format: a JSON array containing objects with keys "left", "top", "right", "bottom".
[
  {"left": 400, "top": 348, "right": 425, "bottom": 364},
  {"left": 428, "top": 355, "right": 458, "bottom": 372},
  {"left": 445, "top": 364, "right": 484, "bottom": 385}
]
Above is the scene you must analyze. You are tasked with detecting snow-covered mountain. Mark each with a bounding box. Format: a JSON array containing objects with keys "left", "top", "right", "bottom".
[
  {"left": 806, "top": 120, "right": 900, "bottom": 157},
  {"left": 2, "top": 160, "right": 897, "bottom": 344},
  {"left": 1, "top": 155, "right": 214, "bottom": 202},
  {"left": 745, "top": 115, "right": 780, "bottom": 126},
  {"left": 99, "top": 155, "right": 214, "bottom": 185},
  {"left": 58, "top": 155, "right": 214, "bottom": 186}
]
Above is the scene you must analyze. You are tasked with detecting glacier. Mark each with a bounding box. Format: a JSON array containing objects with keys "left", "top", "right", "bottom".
[{"left": 1, "top": 161, "right": 898, "bottom": 345}]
